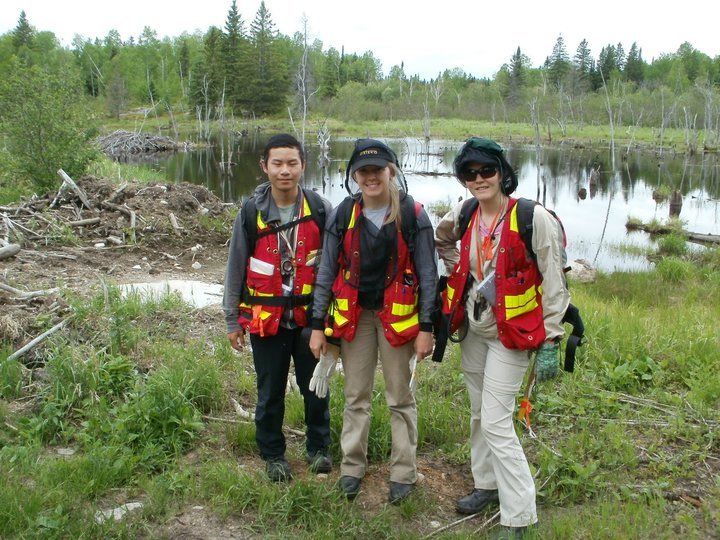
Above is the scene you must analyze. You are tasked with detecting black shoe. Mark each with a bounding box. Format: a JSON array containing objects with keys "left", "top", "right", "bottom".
[
  {"left": 388, "top": 481, "right": 414, "bottom": 504},
  {"left": 455, "top": 488, "right": 499, "bottom": 514},
  {"left": 491, "top": 525, "right": 531, "bottom": 539},
  {"left": 339, "top": 475, "right": 361, "bottom": 500},
  {"left": 266, "top": 456, "right": 292, "bottom": 482},
  {"left": 307, "top": 449, "right": 332, "bottom": 474}
]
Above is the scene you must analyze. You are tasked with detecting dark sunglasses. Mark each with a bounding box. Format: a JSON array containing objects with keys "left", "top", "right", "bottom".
[{"left": 459, "top": 166, "right": 498, "bottom": 183}]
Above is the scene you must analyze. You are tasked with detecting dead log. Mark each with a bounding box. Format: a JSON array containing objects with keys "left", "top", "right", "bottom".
[
  {"left": 626, "top": 221, "right": 720, "bottom": 245},
  {"left": 52, "top": 169, "right": 95, "bottom": 210},
  {"left": 0, "top": 281, "right": 60, "bottom": 299},
  {"left": 5, "top": 318, "right": 69, "bottom": 362},
  {"left": 0, "top": 243, "right": 21, "bottom": 260}
]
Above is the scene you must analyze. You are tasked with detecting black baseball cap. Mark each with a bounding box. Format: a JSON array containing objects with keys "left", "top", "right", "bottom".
[{"left": 349, "top": 139, "right": 396, "bottom": 174}]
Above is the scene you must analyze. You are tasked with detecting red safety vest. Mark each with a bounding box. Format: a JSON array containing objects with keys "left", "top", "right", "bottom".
[
  {"left": 328, "top": 200, "right": 421, "bottom": 347},
  {"left": 441, "top": 198, "right": 546, "bottom": 350},
  {"left": 238, "top": 195, "right": 321, "bottom": 336}
]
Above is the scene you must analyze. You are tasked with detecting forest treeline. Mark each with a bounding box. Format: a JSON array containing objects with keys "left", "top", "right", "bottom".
[{"left": 1, "top": 1, "right": 720, "bottom": 186}]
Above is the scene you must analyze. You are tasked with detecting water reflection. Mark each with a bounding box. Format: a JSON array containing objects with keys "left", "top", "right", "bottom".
[{"left": 152, "top": 137, "right": 720, "bottom": 273}]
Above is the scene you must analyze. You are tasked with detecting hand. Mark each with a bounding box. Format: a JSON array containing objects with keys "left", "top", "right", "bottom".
[
  {"left": 309, "top": 329, "right": 327, "bottom": 359},
  {"left": 535, "top": 341, "right": 559, "bottom": 382},
  {"left": 309, "top": 345, "right": 339, "bottom": 398},
  {"left": 227, "top": 330, "right": 245, "bottom": 351},
  {"left": 413, "top": 331, "right": 434, "bottom": 360}
]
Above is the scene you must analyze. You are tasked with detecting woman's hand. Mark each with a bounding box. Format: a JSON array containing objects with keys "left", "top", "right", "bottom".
[
  {"left": 413, "top": 331, "right": 434, "bottom": 360},
  {"left": 309, "top": 329, "right": 328, "bottom": 359}
]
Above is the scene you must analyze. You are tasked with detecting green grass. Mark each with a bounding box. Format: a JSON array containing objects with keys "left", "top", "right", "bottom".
[{"left": 1, "top": 249, "right": 718, "bottom": 538}]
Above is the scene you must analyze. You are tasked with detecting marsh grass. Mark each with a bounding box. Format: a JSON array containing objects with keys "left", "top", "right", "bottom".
[{"left": 1, "top": 250, "right": 719, "bottom": 538}]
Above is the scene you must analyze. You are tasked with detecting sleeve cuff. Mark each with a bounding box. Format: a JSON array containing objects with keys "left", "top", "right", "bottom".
[
  {"left": 311, "top": 318, "right": 326, "bottom": 330},
  {"left": 419, "top": 322, "right": 433, "bottom": 332}
]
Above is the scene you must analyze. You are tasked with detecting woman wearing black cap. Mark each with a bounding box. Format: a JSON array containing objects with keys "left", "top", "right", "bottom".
[
  {"left": 435, "top": 137, "right": 569, "bottom": 538},
  {"left": 309, "top": 138, "right": 437, "bottom": 504}
]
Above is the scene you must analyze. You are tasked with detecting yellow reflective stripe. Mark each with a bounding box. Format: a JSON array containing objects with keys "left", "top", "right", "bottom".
[
  {"left": 509, "top": 203, "right": 519, "bottom": 233},
  {"left": 391, "top": 314, "right": 419, "bottom": 333},
  {"left": 256, "top": 210, "right": 267, "bottom": 230},
  {"left": 302, "top": 197, "right": 311, "bottom": 216},
  {"left": 301, "top": 283, "right": 313, "bottom": 294},
  {"left": 335, "top": 298, "right": 349, "bottom": 311},
  {"left": 504, "top": 285, "right": 538, "bottom": 320},
  {"left": 447, "top": 284, "right": 456, "bottom": 302},
  {"left": 348, "top": 204, "right": 359, "bottom": 229},
  {"left": 391, "top": 301, "right": 417, "bottom": 317},
  {"left": 334, "top": 312, "right": 349, "bottom": 326}
]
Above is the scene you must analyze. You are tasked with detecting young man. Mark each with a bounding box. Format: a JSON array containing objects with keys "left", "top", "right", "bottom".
[{"left": 223, "top": 134, "right": 332, "bottom": 482}]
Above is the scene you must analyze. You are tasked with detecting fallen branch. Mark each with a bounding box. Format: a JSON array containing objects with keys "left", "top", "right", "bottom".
[
  {"left": 68, "top": 217, "right": 101, "bottom": 227},
  {"left": 6, "top": 318, "right": 70, "bottom": 362},
  {"left": 0, "top": 281, "right": 60, "bottom": 299},
  {"left": 53, "top": 169, "right": 95, "bottom": 210}
]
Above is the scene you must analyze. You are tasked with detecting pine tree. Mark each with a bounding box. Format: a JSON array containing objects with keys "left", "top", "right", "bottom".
[
  {"left": 548, "top": 35, "right": 570, "bottom": 90},
  {"left": 12, "top": 10, "right": 35, "bottom": 64},
  {"left": 624, "top": 42, "right": 645, "bottom": 85},
  {"left": 508, "top": 46, "right": 528, "bottom": 105},
  {"left": 222, "top": 0, "right": 250, "bottom": 113},
  {"left": 247, "top": 1, "right": 288, "bottom": 114}
]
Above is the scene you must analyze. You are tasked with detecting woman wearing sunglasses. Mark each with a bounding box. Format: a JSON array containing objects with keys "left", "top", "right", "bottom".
[{"left": 435, "top": 137, "right": 570, "bottom": 538}]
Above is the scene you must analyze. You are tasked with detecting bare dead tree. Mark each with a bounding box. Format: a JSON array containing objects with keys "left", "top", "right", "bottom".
[
  {"left": 294, "top": 15, "right": 318, "bottom": 149},
  {"left": 429, "top": 74, "right": 444, "bottom": 108}
]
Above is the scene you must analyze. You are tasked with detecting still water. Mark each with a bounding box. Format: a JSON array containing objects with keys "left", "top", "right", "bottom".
[{"left": 154, "top": 136, "right": 720, "bottom": 273}]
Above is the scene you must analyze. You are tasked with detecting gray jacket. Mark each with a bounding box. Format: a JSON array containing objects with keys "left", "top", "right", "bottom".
[{"left": 223, "top": 182, "right": 332, "bottom": 334}]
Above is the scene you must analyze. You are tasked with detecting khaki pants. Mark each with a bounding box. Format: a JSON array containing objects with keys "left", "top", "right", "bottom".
[
  {"left": 339, "top": 309, "right": 418, "bottom": 484},
  {"left": 461, "top": 329, "right": 538, "bottom": 528}
]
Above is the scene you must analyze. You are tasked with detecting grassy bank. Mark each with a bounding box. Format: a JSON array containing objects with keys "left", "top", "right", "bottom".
[{"left": 1, "top": 242, "right": 718, "bottom": 538}]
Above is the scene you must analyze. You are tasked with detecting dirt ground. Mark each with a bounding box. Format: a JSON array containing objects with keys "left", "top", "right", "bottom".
[{"left": 1, "top": 176, "right": 493, "bottom": 538}]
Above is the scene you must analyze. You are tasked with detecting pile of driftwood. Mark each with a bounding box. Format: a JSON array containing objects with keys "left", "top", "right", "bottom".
[
  {"left": 95, "top": 130, "right": 181, "bottom": 161},
  {"left": 0, "top": 170, "right": 192, "bottom": 261}
]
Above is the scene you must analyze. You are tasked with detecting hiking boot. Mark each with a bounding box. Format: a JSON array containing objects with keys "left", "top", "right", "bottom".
[
  {"left": 491, "top": 525, "right": 532, "bottom": 539},
  {"left": 266, "top": 456, "right": 292, "bottom": 482},
  {"left": 307, "top": 449, "right": 332, "bottom": 474},
  {"left": 388, "top": 481, "right": 414, "bottom": 504},
  {"left": 455, "top": 488, "right": 499, "bottom": 514},
  {"left": 339, "top": 475, "right": 361, "bottom": 500}
]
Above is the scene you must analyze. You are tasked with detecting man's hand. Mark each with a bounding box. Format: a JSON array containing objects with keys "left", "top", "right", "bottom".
[
  {"left": 227, "top": 330, "right": 245, "bottom": 351},
  {"left": 535, "top": 341, "right": 559, "bottom": 382},
  {"left": 309, "top": 329, "right": 327, "bottom": 359},
  {"left": 413, "top": 330, "right": 434, "bottom": 360}
]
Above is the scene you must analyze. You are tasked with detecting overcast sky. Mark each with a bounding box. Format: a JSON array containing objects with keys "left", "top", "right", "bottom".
[{"left": 2, "top": 0, "right": 718, "bottom": 80}]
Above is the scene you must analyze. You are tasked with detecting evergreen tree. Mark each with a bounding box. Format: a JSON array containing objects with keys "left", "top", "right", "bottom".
[
  {"left": 222, "top": 0, "right": 250, "bottom": 113},
  {"left": 572, "top": 38, "right": 593, "bottom": 92},
  {"left": 189, "top": 26, "right": 225, "bottom": 115},
  {"left": 319, "top": 47, "right": 341, "bottom": 98},
  {"left": 12, "top": 11, "right": 34, "bottom": 53},
  {"left": 624, "top": 42, "right": 645, "bottom": 85},
  {"left": 508, "top": 46, "right": 529, "bottom": 105},
  {"left": 548, "top": 35, "right": 570, "bottom": 90},
  {"left": 615, "top": 42, "right": 626, "bottom": 71},
  {"left": 597, "top": 44, "right": 618, "bottom": 85},
  {"left": 247, "top": 1, "right": 288, "bottom": 114}
]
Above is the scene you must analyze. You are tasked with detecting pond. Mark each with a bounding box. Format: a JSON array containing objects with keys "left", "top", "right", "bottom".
[{"left": 149, "top": 135, "right": 720, "bottom": 273}]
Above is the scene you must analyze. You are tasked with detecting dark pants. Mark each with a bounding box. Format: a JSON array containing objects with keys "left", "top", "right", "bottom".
[{"left": 250, "top": 326, "right": 331, "bottom": 460}]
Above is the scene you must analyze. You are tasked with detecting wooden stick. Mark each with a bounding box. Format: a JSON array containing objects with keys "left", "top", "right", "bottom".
[
  {"left": 169, "top": 213, "right": 183, "bottom": 236},
  {"left": 0, "top": 282, "right": 60, "bottom": 299},
  {"left": 68, "top": 217, "right": 101, "bottom": 227},
  {"left": 6, "top": 318, "right": 70, "bottom": 362},
  {"left": 56, "top": 169, "right": 95, "bottom": 210}
]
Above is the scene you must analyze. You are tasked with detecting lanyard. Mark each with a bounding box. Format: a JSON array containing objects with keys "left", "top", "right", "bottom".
[{"left": 474, "top": 199, "right": 506, "bottom": 280}]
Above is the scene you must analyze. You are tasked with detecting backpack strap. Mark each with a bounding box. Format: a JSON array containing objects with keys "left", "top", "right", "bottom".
[
  {"left": 457, "top": 198, "right": 479, "bottom": 238},
  {"left": 515, "top": 197, "right": 539, "bottom": 260},
  {"left": 243, "top": 188, "right": 326, "bottom": 253},
  {"left": 335, "top": 193, "right": 420, "bottom": 255}
]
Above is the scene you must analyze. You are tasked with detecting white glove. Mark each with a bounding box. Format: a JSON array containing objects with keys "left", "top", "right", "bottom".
[{"left": 309, "top": 346, "right": 339, "bottom": 398}]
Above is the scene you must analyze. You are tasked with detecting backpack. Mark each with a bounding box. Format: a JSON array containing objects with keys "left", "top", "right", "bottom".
[
  {"left": 457, "top": 197, "right": 584, "bottom": 372},
  {"left": 242, "top": 187, "right": 327, "bottom": 255}
]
